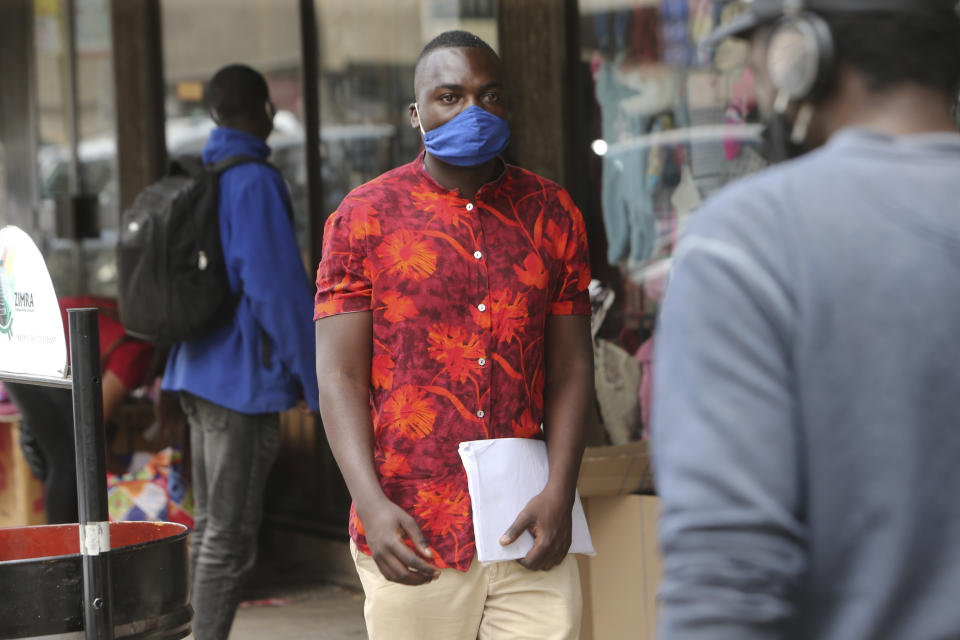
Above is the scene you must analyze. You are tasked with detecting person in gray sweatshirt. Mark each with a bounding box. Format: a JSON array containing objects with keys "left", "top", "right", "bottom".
[{"left": 651, "top": 2, "right": 960, "bottom": 639}]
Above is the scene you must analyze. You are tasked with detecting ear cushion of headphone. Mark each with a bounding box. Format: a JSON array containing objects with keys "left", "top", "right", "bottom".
[{"left": 766, "top": 12, "right": 835, "bottom": 102}]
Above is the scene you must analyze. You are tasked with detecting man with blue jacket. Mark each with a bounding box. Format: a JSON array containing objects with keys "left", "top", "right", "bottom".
[{"left": 162, "top": 64, "right": 320, "bottom": 640}]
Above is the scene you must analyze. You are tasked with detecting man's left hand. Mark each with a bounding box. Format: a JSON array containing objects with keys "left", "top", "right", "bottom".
[{"left": 499, "top": 487, "right": 573, "bottom": 571}]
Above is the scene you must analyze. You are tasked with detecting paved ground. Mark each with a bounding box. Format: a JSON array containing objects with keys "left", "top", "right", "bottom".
[
  {"left": 185, "top": 582, "right": 367, "bottom": 640},
  {"left": 229, "top": 583, "right": 367, "bottom": 640}
]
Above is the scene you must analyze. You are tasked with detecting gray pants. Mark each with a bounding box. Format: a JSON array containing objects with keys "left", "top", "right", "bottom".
[{"left": 179, "top": 392, "right": 280, "bottom": 640}]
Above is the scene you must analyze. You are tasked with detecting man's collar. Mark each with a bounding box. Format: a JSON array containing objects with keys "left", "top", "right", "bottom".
[{"left": 414, "top": 151, "right": 509, "bottom": 198}]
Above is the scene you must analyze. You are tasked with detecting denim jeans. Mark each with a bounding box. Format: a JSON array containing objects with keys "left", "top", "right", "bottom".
[{"left": 179, "top": 392, "right": 280, "bottom": 640}]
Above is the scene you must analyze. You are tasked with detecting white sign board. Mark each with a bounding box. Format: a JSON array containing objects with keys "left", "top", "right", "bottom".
[{"left": 0, "top": 226, "right": 69, "bottom": 381}]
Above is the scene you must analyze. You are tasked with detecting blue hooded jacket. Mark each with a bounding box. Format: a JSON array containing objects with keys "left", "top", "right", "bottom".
[{"left": 162, "top": 127, "right": 320, "bottom": 413}]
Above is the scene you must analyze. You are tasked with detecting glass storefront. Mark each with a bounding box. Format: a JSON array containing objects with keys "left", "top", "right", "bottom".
[
  {"left": 316, "top": 0, "right": 495, "bottom": 218},
  {"left": 157, "top": 0, "right": 497, "bottom": 533},
  {"left": 34, "top": 0, "right": 120, "bottom": 298},
  {"left": 159, "top": 0, "right": 496, "bottom": 265},
  {"left": 576, "top": 0, "right": 764, "bottom": 444},
  {"left": 7, "top": 0, "right": 785, "bottom": 533}
]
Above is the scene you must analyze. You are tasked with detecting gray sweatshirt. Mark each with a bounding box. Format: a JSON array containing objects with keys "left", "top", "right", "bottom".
[{"left": 652, "top": 129, "right": 960, "bottom": 640}]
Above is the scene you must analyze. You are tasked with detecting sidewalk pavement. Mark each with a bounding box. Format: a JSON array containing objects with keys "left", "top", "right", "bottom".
[
  {"left": 228, "top": 583, "right": 367, "bottom": 639},
  {"left": 184, "top": 582, "right": 367, "bottom": 639}
]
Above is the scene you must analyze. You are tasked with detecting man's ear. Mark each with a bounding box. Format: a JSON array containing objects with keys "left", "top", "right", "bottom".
[
  {"left": 409, "top": 102, "right": 420, "bottom": 130},
  {"left": 210, "top": 108, "right": 222, "bottom": 125}
]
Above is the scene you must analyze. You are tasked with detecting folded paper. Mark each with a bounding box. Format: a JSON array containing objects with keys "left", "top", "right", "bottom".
[{"left": 458, "top": 437, "right": 595, "bottom": 564}]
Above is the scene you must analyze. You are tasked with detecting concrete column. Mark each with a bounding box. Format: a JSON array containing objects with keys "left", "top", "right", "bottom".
[
  {"left": 0, "top": 0, "right": 38, "bottom": 231},
  {"left": 110, "top": 0, "right": 167, "bottom": 214},
  {"left": 496, "top": 0, "right": 585, "bottom": 200}
]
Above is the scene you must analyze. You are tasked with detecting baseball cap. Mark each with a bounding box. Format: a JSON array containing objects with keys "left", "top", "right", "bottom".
[{"left": 701, "top": 0, "right": 960, "bottom": 48}]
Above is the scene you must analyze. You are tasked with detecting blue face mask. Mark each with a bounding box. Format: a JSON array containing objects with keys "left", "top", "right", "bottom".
[{"left": 418, "top": 105, "right": 510, "bottom": 167}]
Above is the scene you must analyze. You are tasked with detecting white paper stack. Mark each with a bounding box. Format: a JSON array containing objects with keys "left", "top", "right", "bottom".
[{"left": 458, "top": 437, "right": 595, "bottom": 565}]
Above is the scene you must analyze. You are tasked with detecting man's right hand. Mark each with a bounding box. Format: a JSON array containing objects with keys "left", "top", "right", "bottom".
[
  {"left": 316, "top": 313, "right": 439, "bottom": 585},
  {"left": 359, "top": 498, "right": 440, "bottom": 585}
]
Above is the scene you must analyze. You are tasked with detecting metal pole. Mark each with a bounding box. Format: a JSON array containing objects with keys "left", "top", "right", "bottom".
[
  {"left": 69, "top": 308, "right": 114, "bottom": 640},
  {"left": 61, "top": 0, "right": 86, "bottom": 292},
  {"left": 62, "top": 0, "right": 80, "bottom": 197},
  {"left": 299, "top": 0, "right": 324, "bottom": 269}
]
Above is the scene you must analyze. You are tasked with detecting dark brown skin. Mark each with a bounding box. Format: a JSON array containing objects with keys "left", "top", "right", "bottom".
[
  {"left": 316, "top": 45, "right": 594, "bottom": 585},
  {"left": 212, "top": 98, "right": 275, "bottom": 141},
  {"left": 409, "top": 46, "right": 506, "bottom": 199}
]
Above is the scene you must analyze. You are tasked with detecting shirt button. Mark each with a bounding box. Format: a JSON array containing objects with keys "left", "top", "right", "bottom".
[
  {"left": 477, "top": 410, "right": 485, "bottom": 418},
  {"left": 473, "top": 250, "right": 483, "bottom": 260},
  {"left": 466, "top": 203, "right": 474, "bottom": 211},
  {"left": 477, "top": 303, "right": 486, "bottom": 312},
  {"left": 478, "top": 358, "right": 486, "bottom": 366}
]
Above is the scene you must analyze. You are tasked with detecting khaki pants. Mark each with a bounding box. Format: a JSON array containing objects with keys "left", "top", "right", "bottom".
[{"left": 351, "top": 540, "right": 582, "bottom": 640}]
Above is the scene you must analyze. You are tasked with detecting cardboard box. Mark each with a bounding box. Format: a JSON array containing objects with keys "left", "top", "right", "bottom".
[
  {"left": 579, "top": 495, "right": 661, "bottom": 640},
  {"left": 0, "top": 416, "right": 46, "bottom": 527},
  {"left": 578, "top": 440, "right": 654, "bottom": 498}
]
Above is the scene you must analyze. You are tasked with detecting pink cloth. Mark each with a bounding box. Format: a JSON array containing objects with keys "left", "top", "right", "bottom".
[
  {"left": 0, "top": 382, "right": 18, "bottom": 416},
  {"left": 636, "top": 336, "right": 655, "bottom": 439}
]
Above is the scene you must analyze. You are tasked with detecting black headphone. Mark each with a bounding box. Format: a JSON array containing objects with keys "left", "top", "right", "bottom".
[{"left": 764, "top": 0, "right": 955, "bottom": 105}]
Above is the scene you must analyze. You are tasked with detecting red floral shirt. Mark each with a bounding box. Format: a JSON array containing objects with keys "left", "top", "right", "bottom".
[{"left": 314, "top": 156, "right": 591, "bottom": 571}]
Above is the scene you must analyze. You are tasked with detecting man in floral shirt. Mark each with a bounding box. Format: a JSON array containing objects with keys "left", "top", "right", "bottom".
[{"left": 315, "top": 30, "right": 593, "bottom": 639}]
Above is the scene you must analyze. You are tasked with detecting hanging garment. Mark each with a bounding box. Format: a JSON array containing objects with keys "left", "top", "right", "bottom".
[{"left": 594, "top": 338, "right": 643, "bottom": 445}]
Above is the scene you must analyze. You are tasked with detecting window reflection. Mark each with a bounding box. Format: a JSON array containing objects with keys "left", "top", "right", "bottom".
[
  {"left": 581, "top": 0, "right": 764, "bottom": 283},
  {"left": 161, "top": 0, "right": 307, "bottom": 253},
  {"left": 35, "top": 0, "right": 119, "bottom": 297},
  {"left": 578, "top": 0, "right": 765, "bottom": 444},
  {"left": 315, "top": 0, "right": 497, "bottom": 216}
]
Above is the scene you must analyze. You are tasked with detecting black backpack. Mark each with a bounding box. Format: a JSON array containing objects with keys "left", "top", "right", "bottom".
[{"left": 116, "top": 155, "right": 271, "bottom": 344}]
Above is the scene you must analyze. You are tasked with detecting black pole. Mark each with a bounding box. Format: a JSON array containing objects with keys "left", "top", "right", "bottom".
[
  {"left": 299, "top": 0, "right": 324, "bottom": 269},
  {"left": 69, "top": 308, "right": 114, "bottom": 640}
]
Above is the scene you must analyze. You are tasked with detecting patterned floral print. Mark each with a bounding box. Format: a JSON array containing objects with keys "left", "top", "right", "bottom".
[{"left": 315, "top": 155, "right": 590, "bottom": 571}]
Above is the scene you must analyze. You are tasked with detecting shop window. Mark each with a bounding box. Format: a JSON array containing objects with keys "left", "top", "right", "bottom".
[
  {"left": 34, "top": 0, "right": 120, "bottom": 298},
  {"left": 577, "top": 0, "right": 764, "bottom": 445},
  {"left": 315, "top": 0, "right": 497, "bottom": 219},
  {"left": 160, "top": 0, "right": 498, "bottom": 535},
  {"left": 160, "top": 0, "right": 306, "bottom": 254}
]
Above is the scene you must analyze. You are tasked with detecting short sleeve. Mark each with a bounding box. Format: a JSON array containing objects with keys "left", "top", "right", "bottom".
[
  {"left": 104, "top": 339, "right": 154, "bottom": 390},
  {"left": 314, "top": 208, "right": 374, "bottom": 320},
  {"left": 548, "top": 189, "right": 592, "bottom": 316}
]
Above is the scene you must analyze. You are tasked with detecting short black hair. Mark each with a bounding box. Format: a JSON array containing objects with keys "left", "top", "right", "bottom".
[
  {"left": 416, "top": 30, "right": 497, "bottom": 68},
  {"left": 206, "top": 64, "right": 269, "bottom": 120},
  {"left": 824, "top": 10, "right": 960, "bottom": 94},
  {"left": 414, "top": 30, "right": 500, "bottom": 95}
]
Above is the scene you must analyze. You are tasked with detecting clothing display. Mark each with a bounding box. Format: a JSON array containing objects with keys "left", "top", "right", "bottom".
[
  {"left": 107, "top": 446, "right": 193, "bottom": 528},
  {"left": 588, "top": 279, "right": 615, "bottom": 339},
  {"left": 582, "top": 0, "right": 770, "bottom": 452},
  {"left": 594, "top": 57, "right": 656, "bottom": 266},
  {"left": 315, "top": 154, "right": 591, "bottom": 571},
  {"left": 593, "top": 338, "right": 642, "bottom": 445},
  {"left": 635, "top": 336, "right": 654, "bottom": 439}
]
